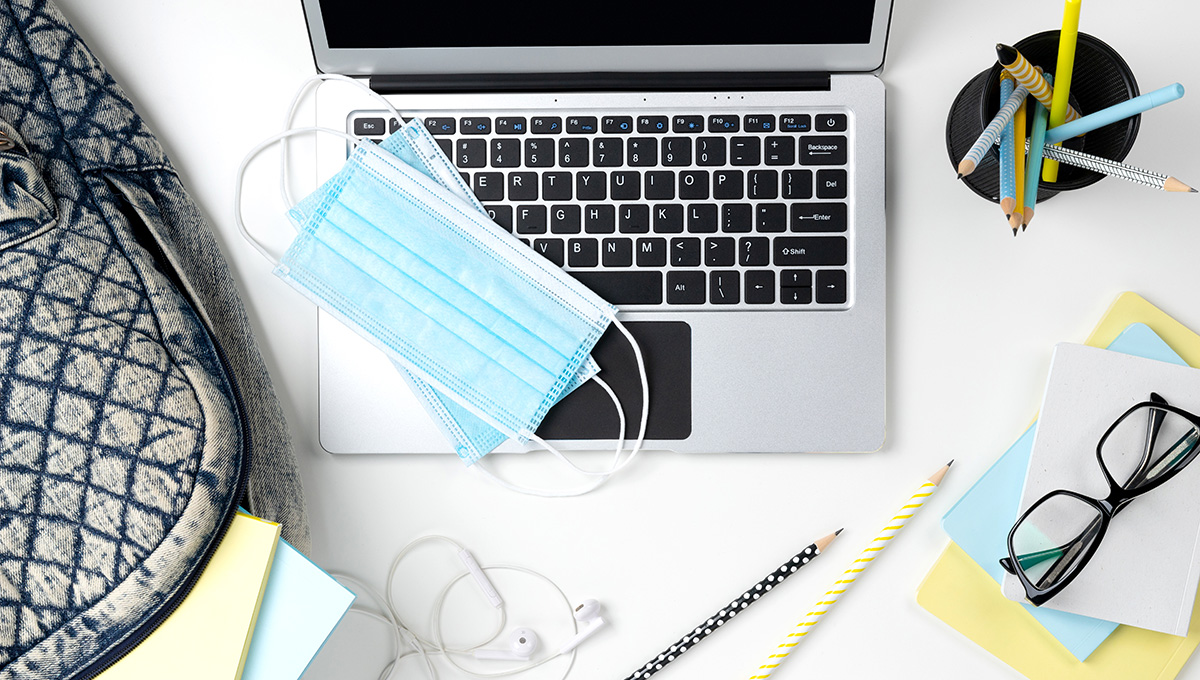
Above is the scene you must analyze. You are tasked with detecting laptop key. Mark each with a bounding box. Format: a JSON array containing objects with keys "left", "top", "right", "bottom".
[
  {"left": 783, "top": 169, "right": 813, "bottom": 199},
  {"left": 774, "top": 236, "right": 848, "bottom": 266},
  {"left": 353, "top": 118, "right": 386, "bottom": 136},
  {"left": 525, "top": 139, "right": 555, "bottom": 167},
  {"left": 743, "top": 115, "right": 775, "bottom": 132},
  {"left": 424, "top": 118, "right": 457, "bottom": 135},
  {"left": 551, "top": 205, "right": 581, "bottom": 233},
  {"left": 559, "top": 139, "right": 589, "bottom": 167},
  {"left": 638, "top": 116, "right": 669, "bottom": 133},
  {"left": 722, "top": 204, "right": 753, "bottom": 233},
  {"left": 780, "top": 269, "right": 813, "bottom": 287},
  {"left": 531, "top": 117, "right": 562, "bottom": 134},
  {"left": 611, "top": 171, "right": 641, "bottom": 200},
  {"left": 496, "top": 117, "right": 528, "bottom": 134},
  {"left": 792, "top": 203, "right": 847, "bottom": 232},
  {"left": 688, "top": 204, "right": 718, "bottom": 233},
  {"left": 670, "top": 237, "right": 701, "bottom": 266},
  {"left": 662, "top": 138, "right": 691, "bottom": 166},
  {"left": 570, "top": 271, "right": 664, "bottom": 305},
  {"left": 490, "top": 139, "right": 521, "bottom": 167},
  {"left": 485, "top": 204, "right": 512, "bottom": 230},
  {"left": 593, "top": 138, "right": 623, "bottom": 167},
  {"left": 456, "top": 139, "right": 486, "bottom": 168},
  {"left": 602, "top": 116, "right": 633, "bottom": 133},
  {"left": 781, "top": 286, "right": 813, "bottom": 304},
  {"left": 764, "top": 137, "right": 795, "bottom": 165},
  {"left": 628, "top": 138, "right": 657, "bottom": 167},
  {"left": 515, "top": 205, "right": 547, "bottom": 234},
  {"left": 713, "top": 170, "right": 743, "bottom": 199},
  {"left": 739, "top": 237, "right": 770, "bottom": 266},
  {"left": 461, "top": 117, "right": 491, "bottom": 134},
  {"left": 816, "top": 269, "right": 847, "bottom": 303},
  {"left": 696, "top": 137, "right": 726, "bottom": 166},
  {"left": 602, "top": 238, "right": 632, "bottom": 267},
  {"left": 816, "top": 169, "right": 847, "bottom": 199},
  {"left": 533, "top": 238, "right": 564, "bottom": 266},
  {"left": 436, "top": 139, "right": 453, "bottom": 159},
  {"left": 679, "top": 170, "right": 709, "bottom": 200},
  {"left": 744, "top": 270, "right": 776, "bottom": 304},
  {"left": 673, "top": 115, "right": 705, "bottom": 133},
  {"left": 705, "top": 237, "right": 735, "bottom": 266},
  {"left": 667, "top": 271, "right": 705, "bottom": 304},
  {"left": 709, "top": 271, "right": 740, "bottom": 304},
  {"left": 756, "top": 203, "right": 787, "bottom": 232},
  {"left": 730, "top": 137, "right": 761, "bottom": 165},
  {"left": 619, "top": 205, "right": 650, "bottom": 233},
  {"left": 800, "top": 136, "right": 848, "bottom": 165},
  {"left": 566, "top": 116, "right": 598, "bottom": 134},
  {"left": 748, "top": 170, "right": 778, "bottom": 199},
  {"left": 780, "top": 114, "right": 811, "bottom": 132},
  {"left": 567, "top": 238, "right": 599, "bottom": 267},
  {"left": 508, "top": 172, "right": 538, "bottom": 201},
  {"left": 708, "top": 115, "right": 740, "bottom": 133},
  {"left": 584, "top": 205, "right": 616, "bottom": 233},
  {"left": 576, "top": 172, "right": 606, "bottom": 201},
  {"left": 473, "top": 172, "right": 504, "bottom": 201},
  {"left": 543, "top": 172, "right": 572, "bottom": 201},
  {"left": 653, "top": 204, "right": 684, "bottom": 233},
  {"left": 645, "top": 171, "right": 675, "bottom": 200},
  {"left": 816, "top": 113, "right": 847, "bottom": 132},
  {"left": 636, "top": 238, "right": 667, "bottom": 267}
]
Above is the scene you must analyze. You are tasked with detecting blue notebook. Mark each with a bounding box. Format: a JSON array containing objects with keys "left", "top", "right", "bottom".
[{"left": 941, "top": 323, "right": 1185, "bottom": 661}]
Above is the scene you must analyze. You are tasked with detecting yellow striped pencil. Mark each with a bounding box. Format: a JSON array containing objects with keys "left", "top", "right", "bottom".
[
  {"left": 996, "top": 43, "right": 1081, "bottom": 123},
  {"left": 747, "top": 462, "right": 953, "bottom": 680}
]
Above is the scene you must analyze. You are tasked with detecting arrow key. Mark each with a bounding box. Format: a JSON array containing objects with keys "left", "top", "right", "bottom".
[
  {"left": 816, "top": 270, "right": 847, "bottom": 304},
  {"left": 744, "top": 270, "right": 775, "bottom": 304}
]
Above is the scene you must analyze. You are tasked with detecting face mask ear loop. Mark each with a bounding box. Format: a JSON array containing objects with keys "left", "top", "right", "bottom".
[
  {"left": 280, "top": 73, "right": 404, "bottom": 209},
  {"left": 235, "top": 126, "right": 364, "bottom": 266},
  {"left": 470, "top": 315, "right": 650, "bottom": 497}
]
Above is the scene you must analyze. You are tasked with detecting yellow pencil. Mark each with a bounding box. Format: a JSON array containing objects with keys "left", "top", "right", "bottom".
[
  {"left": 1044, "top": 0, "right": 1082, "bottom": 182},
  {"left": 747, "top": 462, "right": 953, "bottom": 680},
  {"left": 1011, "top": 97, "right": 1027, "bottom": 235}
]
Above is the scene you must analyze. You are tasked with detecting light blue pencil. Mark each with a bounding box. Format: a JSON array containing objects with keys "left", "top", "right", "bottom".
[
  {"left": 958, "top": 82, "right": 1029, "bottom": 178},
  {"left": 999, "top": 75, "right": 1016, "bottom": 217},
  {"left": 1022, "top": 73, "right": 1053, "bottom": 231},
  {"left": 1044, "top": 83, "right": 1185, "bottom": 145}
]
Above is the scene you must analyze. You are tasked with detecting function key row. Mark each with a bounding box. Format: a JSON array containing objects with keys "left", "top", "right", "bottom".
[{"left": 369, "top": 113, "right": 850, "bottom": 137}]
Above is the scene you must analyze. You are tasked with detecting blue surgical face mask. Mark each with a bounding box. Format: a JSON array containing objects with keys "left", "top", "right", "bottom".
[
  {"left": 234, "top": 75, "right": 648, "bottom": 496},
  {"left": 289, "top": 118, "right": 601, "bottom": 465}
]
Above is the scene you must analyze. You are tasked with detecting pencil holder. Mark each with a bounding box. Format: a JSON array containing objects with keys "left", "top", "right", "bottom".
[{"left": 946, "top": 31, "right": 1141, "bottom": 204}]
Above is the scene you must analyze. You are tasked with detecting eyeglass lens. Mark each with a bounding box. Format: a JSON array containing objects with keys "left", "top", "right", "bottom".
[
  {"left": 1012, "top": 493, "right": 1102, "bottom": 592},
  {"left": 1101, "top": 405, "right": 1200, "bottom": 491}
]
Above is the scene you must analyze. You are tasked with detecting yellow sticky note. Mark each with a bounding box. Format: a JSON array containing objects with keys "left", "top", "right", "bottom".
[
  {"left": 917, "top": 292, "right": 1200, "bottom": 679},
  {"left": 98, "top": 512, "right": 281, "bottom": 680}
]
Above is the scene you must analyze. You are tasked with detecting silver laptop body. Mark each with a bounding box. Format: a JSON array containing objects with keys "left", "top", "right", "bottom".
[{"left": 300, "top": 1, "right": 890, "bottom": 454}]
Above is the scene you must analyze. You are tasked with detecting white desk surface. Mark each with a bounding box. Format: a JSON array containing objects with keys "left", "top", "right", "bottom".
[{"left": 50, "top": 0, "right": 1200, "bottom": 678}]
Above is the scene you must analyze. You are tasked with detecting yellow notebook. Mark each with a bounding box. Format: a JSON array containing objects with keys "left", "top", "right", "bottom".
[
  {"left": 98, "top": 512, "right": 281, "bottom": 680},
  {"left": 916, "top": 292, "right": 1200, "bottom": 679}
]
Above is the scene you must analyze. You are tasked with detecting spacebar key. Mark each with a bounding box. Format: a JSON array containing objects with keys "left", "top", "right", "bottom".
[{"left": 569, "top": 271, "right": 664, "bottom": 305}]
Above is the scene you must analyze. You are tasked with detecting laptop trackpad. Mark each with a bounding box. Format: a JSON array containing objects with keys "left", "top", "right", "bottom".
[{"left": 536, "top": 321, "right": 691, "bottom": 441}]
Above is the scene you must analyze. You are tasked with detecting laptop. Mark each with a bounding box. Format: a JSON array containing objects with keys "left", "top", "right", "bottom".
[{"left": 299, "top": 1, "right": 889, "bottom": 454}]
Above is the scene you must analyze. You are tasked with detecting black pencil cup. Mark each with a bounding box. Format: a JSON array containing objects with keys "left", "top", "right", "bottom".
[{"left": 946, "top": 31, "right": 1141, "bottom": 204}]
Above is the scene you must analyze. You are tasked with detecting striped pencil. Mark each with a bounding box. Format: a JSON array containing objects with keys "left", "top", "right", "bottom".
[
  {"left": 1011, "top": 96, "right": 1027, "bottom": 235},
  {"left": 1029, "top": 139, "right": 1198, "bottom": 193},
  {"left": 999, "top": 74, "right": 1017, "bottom": 219},
  {"left": 623, "top": 531, "right": 841, "bottom": 680},
  {"left": 747, "top": 462, "right": 953, "bottom": 680},
  {"left": 958, "top": 83, "right": 1029, "bottom": 178},
  {"left": 996, "top": 43, "right": 1082, "bottom": 123}
]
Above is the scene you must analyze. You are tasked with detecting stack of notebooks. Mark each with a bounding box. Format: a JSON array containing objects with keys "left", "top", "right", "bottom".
[
  {"left": 97, "top": 511, "right": 355, "bottom": 680},
  {"left": 918, "top": 292, "right": 1200, "bottom": 679}
]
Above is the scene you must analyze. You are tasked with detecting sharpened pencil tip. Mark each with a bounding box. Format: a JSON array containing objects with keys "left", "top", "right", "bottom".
[
  {"left": 835, "top": 528, "right": 843, "bottom": 536},
  {"left": 948, "top": 460, "right": 955, "bottom": 467},
  {"left": 1192, "top": 188, "right": 1198, "bottom": 193},
  {"left": 956, "top": 173, "right": 963, "bottom": 180}
]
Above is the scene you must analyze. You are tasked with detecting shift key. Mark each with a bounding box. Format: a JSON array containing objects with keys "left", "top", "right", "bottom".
[
  {"left": 800, "top": 135, "right": 847, "bottom": 165},
  {"left": 773, "top": 236, "right": 847, "bottom": 266}
]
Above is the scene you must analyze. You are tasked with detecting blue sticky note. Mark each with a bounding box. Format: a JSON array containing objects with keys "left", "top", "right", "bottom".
[
  {"left": 941, "top": 323, "right": 1185, "bottom": 660},
  {"left": 242, "top": 538, "right": 356, "bottom": 680}
]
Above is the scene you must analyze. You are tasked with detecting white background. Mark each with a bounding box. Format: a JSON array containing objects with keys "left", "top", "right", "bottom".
[{"left": 47, "top": 0, "right": 1200, "bottom": 678}]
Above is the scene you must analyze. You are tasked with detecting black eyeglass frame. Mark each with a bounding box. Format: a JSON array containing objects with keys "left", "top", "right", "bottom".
[{"left": 1001, "top": 397, "right": 1200, "bottom": 606}]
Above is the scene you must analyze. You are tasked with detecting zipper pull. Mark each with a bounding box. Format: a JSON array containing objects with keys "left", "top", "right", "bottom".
[{"left": 0, "top": 131, "right": 13, "bottom": 152}]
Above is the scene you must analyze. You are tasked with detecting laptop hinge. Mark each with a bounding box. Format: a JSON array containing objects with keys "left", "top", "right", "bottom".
[{"left": 369, "top": 71, "right": 831, "bottom": 94}]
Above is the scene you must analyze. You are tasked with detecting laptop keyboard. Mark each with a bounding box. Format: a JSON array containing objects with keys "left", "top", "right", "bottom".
[{"left": 348, "top": 110, "right": 852, "bottom": 309}]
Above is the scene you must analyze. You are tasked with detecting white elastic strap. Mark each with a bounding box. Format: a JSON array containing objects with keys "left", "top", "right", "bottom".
[
  {"left": 234, "top": 125, "right": 363, "bottom": 265},
  {"left": 472, "top": 317, "right": 650, "bottom": 497},
  {"left": 279, "top": 73, "right": 403, "bottom": 209}
]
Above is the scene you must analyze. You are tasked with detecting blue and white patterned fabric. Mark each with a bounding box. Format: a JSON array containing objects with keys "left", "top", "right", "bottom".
[{"left": 0, "top": 1, "right": 310, "bottom": 677}]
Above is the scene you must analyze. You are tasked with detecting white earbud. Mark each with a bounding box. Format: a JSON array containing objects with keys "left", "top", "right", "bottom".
[
  {"left": 473, "top": 627, "right": 540, "bottom": 661},
  {"left": 557, "top": 599, "right": 607, "bottom": 655}
]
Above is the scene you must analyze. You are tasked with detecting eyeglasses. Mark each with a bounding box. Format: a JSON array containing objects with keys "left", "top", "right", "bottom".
[{"left": 1000, "top": 393, "right": 1200, "bottom": 606}]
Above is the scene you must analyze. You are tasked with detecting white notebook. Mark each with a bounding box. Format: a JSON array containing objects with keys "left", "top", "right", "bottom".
[{"left": 1002, "top": 342, "right": 1200, "bottom": 635}]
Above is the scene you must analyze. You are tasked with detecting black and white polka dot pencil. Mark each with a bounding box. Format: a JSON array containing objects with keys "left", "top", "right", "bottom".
[{"left": 622, "top": 530, "right": 841, "bottom": 680}]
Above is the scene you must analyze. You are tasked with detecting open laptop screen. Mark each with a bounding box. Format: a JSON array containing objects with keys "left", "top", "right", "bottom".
[{"left": 318, "top": 2, "right": 877, "bottom": 50}]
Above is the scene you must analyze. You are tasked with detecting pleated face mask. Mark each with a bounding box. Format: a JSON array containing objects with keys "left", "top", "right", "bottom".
[{"left": 235, "top": 75, "right": 648, "bottom": 496}]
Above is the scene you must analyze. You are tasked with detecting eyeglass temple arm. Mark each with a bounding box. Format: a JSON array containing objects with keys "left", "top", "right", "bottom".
[
  {"left": 1125, "top": 393, "right": 1168, "bottom": 490},
  {"left": 1000, "top": 515, "right": 1104, "bottom": 580}
]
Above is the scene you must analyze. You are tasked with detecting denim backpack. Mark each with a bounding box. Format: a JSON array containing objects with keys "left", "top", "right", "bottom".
[{"left": 0, "top": 1, "right": 310, "bottom": 677}]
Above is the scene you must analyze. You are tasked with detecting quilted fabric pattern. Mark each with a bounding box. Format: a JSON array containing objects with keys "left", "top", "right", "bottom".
[{"left": 0, "top": 1, "right": 254, "bottom": 677}]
